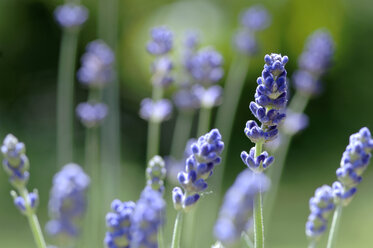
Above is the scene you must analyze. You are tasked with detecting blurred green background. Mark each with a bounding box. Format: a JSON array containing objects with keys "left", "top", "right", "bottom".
[{"left": 1, "top": 0, "right": 373, "bottom": 247}]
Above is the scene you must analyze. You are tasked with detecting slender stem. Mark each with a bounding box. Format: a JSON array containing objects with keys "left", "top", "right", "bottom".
[
  {"left": 56, "top": 30, "right": 79, "bottom": 168},
  {"left": 171, "top": 211, "right": 184, "bottom": 248},
  {"left": 19, "top": 188, "right": 47, "bottom": 248},
  {"left": 147, "top": 120, "right": 161, "bottom": 162},
  {"left": 170, "top": 111, "right": 194, "bottom": 158},
  {"left": 254, "top": 190, "right": 264, "bottom": 248},
  {"left": 158, "top": 227, "right": 165, "bottom": 248},
  {"left": 326, "top": 204, "right": 343, "bottom": 248},
  {"left": 197, "top": 106, "right": 212, "bottom": 136},
  {"left": 242, "top": 232, "right": 254, "bottom": 248}
]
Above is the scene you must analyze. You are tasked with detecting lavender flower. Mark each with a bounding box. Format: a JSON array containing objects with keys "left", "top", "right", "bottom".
[
  {"left": 233, "top": 30, "right": 258, "bottom": 55},
  {"left": 151, "top": 57, "right": 174, "bottom": 87},
  {"left": 105, "top": 200, "right": 136, "bottom": 248},
  {"left": 305, "top": 185, "right": 335, "bottom": 239},
  {"left": 241, "top": 54, "right": 288, "bottom": 172},
  {"left": 172, "top": 129, "right": 224, "bottom": 211},
  {"left": 146, "top": 156, "right": 167, "bottom": 193},
  {"left": 188, "top": 48, "right": 224, "bottom": 86},
  {"left": 214, "top": 170, "right": 270, "bottom": 246},
  {"left": 11, "top": 190, "right": 39, "bottom": 215},
  {"left": 54, "top": 3, "right": 89, "bottom": 29},
  {"left": 333, "top": 127, "right": 373, "bottom": 205},
  {"left": 130, "top": 188, "right": 166, "bottom": 248},
  {"left": 172, "top": 89, "right": 200, "bottom": 111},
  {"left": 46, "top": 164, "right": 90, "bottom": 239},
  {"left": 146, "top": 26, "right": 173, "bottom": 55},
  {"left": 139, "top": 98, "right": 172, "bottom": 123},
  {"left": 183, "top": 31, "right": 200, "bottom": 72},
  {"left": 294, "top": 30, "right": 334, "bottom": 95},
  {"left": 76, "top": 102, "right": 108, "bottom": 128},
  {"left": 240, "top": 5, "right": 271, "bottom": 31},
  {"left": 192, "top": 84, "right": 223, "bottom": 108},
  {"left": 1, "top": 134, "right": 29, "bottom": 189},
  {"left": 282, "top": 111, "right": 309, "bottom": 135},
  {"left": 77, "top": 40, "right": 115, "bottom": 87}
]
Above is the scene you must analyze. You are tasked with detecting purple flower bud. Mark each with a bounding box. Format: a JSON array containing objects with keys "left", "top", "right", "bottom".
[
  {"left": 146, "top": 26, "right": 173, "bottom": 55},
  {"left": 192, "top": 85, "right": 223, "bottom": 108},
  {"left": 234, "top": 30, "right": 258, "bottom": 55},
  {"left": 240, "top": 5, "right": 271, "bottom": 31},
  {"left": 76, "top": 102, "right": 108, "bottom": 128},
  {"left": 54, "top": 4, "right": 89, "bottom": 29},
  {"left": 139, "top": 98, "right": 173, "bottom": 122}
]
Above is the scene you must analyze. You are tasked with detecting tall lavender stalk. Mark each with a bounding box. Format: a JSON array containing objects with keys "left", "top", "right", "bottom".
[
  {"left": 1, "top": 134, "right": 47, "bottom": 248},
  {"left": 264, "top": 30, "right": 334, "bottom": 228},
  {"left": 241, "top": 54, "right": 288, "bottom": 248},
  {"left": 55, "top": 3, "right": 88, "bottom": 168}
]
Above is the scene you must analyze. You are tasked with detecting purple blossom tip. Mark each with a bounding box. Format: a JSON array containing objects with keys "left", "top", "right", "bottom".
[
  {"left": 139, "top": 98, "right": 173, "bottom": 123},
  {"left": 76, "top": 102, "right": 108, "bottom": 128},
  {"left": 240, "top": 5, "right": 271, "bottom": 31},
  {"left": 147, "top": 26, "right": 173, "bottom": 55},
  {"left": 54, "top": 3, "right": 89, "bottom": 29}
]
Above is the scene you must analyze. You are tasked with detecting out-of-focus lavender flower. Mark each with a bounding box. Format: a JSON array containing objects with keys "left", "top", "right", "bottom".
[
  {"left": 77, "top": 40, "right": 115, "bottom": 87},
  {"left": 151, "top": 57, "right": 173, "bottom": 87},
  {"left": 130, "top": 188, "right": 166, "bottom": 248},
  {"left": 46, "top": 164, "right": 90, "bottom": 239},
  {"left": 292, "top": 70, "right": 322, "bottom": 96},
  {"left": 147, "top": 26, "right": 173, "bottom": 56},
  {"left": 172, "top": 129, "right": 224, "bottom": 211},
  {"left": 183, "top": 31, "right": 200, "bottom": 72},
  {"left": 305, "top": 185, "right": 335, "bottom": 239},
  {"left": 233, "top": 30, "right": 258, "bottom": 55},
  {"left": 76, "top": 102, "right": 108, "bottom": 128},
  {"left": 105, "top": 199, "right": 136, "bottom": 248},
  {"left": 1, "top": 134, "right": 30, "bottom": 189},
  {"left": 173, "top": 89, "right": 200, "bottom": 111},
  {"left": 139, "top": 98, "right": 173, "bottom": 123},
  {"left": 282, "top": 111, "right": 309, "bottom": 135},
  {"left": 146, "top": 156, "right": 167, "bottom": 193},
  {"left": 240, "top": 5, "right": 271, "bottom": 31},
  {"left": 333, "top": 127, "right": 373, "bottom": 205},
  {"left": 241, "top": 54, "right": 288, "bottom": 172},
  {"left": 188, "top": 48, "right": 224, "bottom": 86},
  {"left": 192, "top": 85, "right": 223, "bottom": 108},
  {"left": 54, "top": 3, "right": 89, "bottom": 29},
  {"left": 214, "top": 170, "right": 270, "bottom": 246}
]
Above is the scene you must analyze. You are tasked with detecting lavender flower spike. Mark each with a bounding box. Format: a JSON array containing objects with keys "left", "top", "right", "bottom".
[
  {"left": 214, "top": 170, "right": 270, "bottom": 246},
  {"left": 105, "top": 200, "right": 136, "bottom": 248},
  {"left": 305, "top": 185, "right": 335, "bottom": 240},
  {"left": 146, "top": 155, "right": 167, "bottom": 193},
  {"left": 76, "top": 102, "right": 108, "bottom": 128},
  {"left": 172, "top": 129, "right": 224, "bottom": 211},
  {"left": 46, "top": 163, "right": 90, "bottom": 239},
  {"left": 333, "top": 127, "right": 373, "bottom": 205},
  {"left": 54, "top": 3, "right": 89, "bottom": 29},
  {"left": 147, "top": 26, "right": 173, "bottom": 55},
  {"left": 130, "top": 188, "right": 166, "bottom": 248},
  {"left": 240, "top": 5, "right": 271, "bottom": 31},
  {"left": 140, "top": 98, "right": 173, "bottom": 123}
]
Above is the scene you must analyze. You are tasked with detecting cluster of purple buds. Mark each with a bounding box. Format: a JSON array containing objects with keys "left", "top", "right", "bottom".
[
  {"left": 139, "top": 98, "right": 173, "bottom": 123},
  {"left": 333, "top": 127, "right": 373, "bottom": 205},
  {"left": 147, "top": 26, "right": 174, "bottom": 88},
  {"left": 241, "top": 54, "right": 288, "bottom": 172},
  {"left": 172, "top": 129, "right": 224, "bottom": 212},
  {"left": 130, "top": 188, "right": 166, "bottom": 248},
  {"left": 46, "top": 163, "right": 90, "bottom": 239},
  {"left": 191, "top": 84, "right": 223, "bottom": 108},
  {"left": 305, "top": 185, "right": 335, "bottom": 239},
  {"left": 146, "top": 156, "right": 167, "bottom": 193},
  {"left": 293, "top": 30, "right": 334, "bottom": 96},
  {"left": 77, "top": 40, "right": 115, "bottom": 87},
  {"left": 11, "top": 190, "right": 39, "bottom": 215},
  {"left": 282, "top": 110, "right": 309, "bottom": 136},
  {"left": 105, "top": 200, "right": 136, "bottom": 248},
  {"left": 214, "top": 170, "right": 269, "bottom": 246},
  {"left": 54, "top": 3, "right": 89, "bottom": 29},
  {"left": 234, "top": 5, "right": 271, "bottom": 55},
  {"left": 173, "top": 89, "right": 200, "bottom": 111},
  {"left": 76, "top": 102, "right": 108, "bottom": 128}
]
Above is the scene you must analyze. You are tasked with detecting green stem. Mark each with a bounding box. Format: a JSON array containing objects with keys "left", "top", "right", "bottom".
[
  {"left": 197, "top": 106, "right": 212, "bottom": 136},
  {"left": 56, "top": 30, "right": 79, "bottom": 168},
  {"left": 147, "top": 120, "right": 161, "bottom": 162},
  {"left": 19, "top": 188, "right": 47, "bottom": 248},
  {"left": 242, "top": 232, "right": 254, "bottom": 248},
  {"left": 158, "top": 227, "right": 165, "bottom": 248},
  {"left": 254, "top": 190, "right": 264, "bottom": 248},
  {"left": 326, "top": 204, "right": 343, "bottom": 248},
  {"left": 170, "top": 111, "right": 194, "bottom": 158},
  {"left": 171, "top": 211, "right": 184, "bottom": 248}
]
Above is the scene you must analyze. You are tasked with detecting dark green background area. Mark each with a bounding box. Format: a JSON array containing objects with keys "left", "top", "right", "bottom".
[{"left": 1, "top": 0, "right": 373, "bottom": 247}]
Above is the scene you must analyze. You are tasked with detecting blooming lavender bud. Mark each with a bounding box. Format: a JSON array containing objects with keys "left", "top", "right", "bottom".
[
  {"left": 1, "top": 134, "right": 30, "bottom": 189},
  {"left": 105, "top": 200, "right": 136, "bottom": 248},
  {"left": 305, "top": 185, "right": 335, "bottom": 239},
  {"left": 146, "top": 156, "right": 167, "bottom": 193},
  {"left": 130, "top": 188, "right": 166, "bottom": 248},
  {"left": 298, "top": 30, "right": 334, "bottom": 75},
  {"left": 151, "top": 57, "right": 173, "bottom": 87},
  {"left": 54, "top": 4, "right": 89, "bottom": 29},
  {"left": 11, "top": 189, "right": 39, "bottom": 214},
  {"left": 173, "top": 89, "right": 200, "bottom": 111},
  {"left": 333, "top": 127, "right": 373, "bottom": 205},
  {"left": 46, "top": 164, "right": 90, "bottom": 238},
  {"left": 282, "top": 111, "right": 309, "bottom": 135},
  {"left": 240, "top": 5, "right": 271, "bottom": 31},
  {"left": 240, "top": 147, "right": 274, "bottom": 172},
  {"left": 214, "top": 170, "right": 270, "bottom": 246},
  {"left": 77, "top": 40, "right": 115, "bottom": 87},
  {"left": 146, "top": 26, "right": 173, "bottom": 55},
  {"left": 139, "top": 98, "right": 173, "bottom": 123},
  {"left": 234, "top": 30, "right": 258, "bottom": 55},
  {"left": 188, "top": 48, "right": 224, "bottom": 86},
  {"left": 192, "top": 84, "right": 223, "bottom": 108},
  {"left": 172, "top": 129, "right": 224, "bottom": 211},
  {"left": 76, "top": 102, "right": 108, "bottom": 128},
  {"left": 292, "top": 70, "right": 321, "bottom": 96}
]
